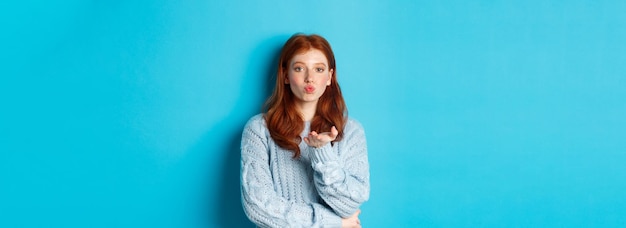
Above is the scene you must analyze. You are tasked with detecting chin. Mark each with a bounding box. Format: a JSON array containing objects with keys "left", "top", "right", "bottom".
[{"left": 300, "top": 96, "right": 320, "bottom": 102}]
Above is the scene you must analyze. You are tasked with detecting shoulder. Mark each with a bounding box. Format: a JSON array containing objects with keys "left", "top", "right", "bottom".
[
  {"left": 337, "top": 117, "right": 367, "bottom": 149},
  {"left": 246, "top": 113, "right": 266, "bottom": 125},
  {"left": 241, "top": 114, "right": 270, "bottom": 143},
  {"left": 243, "top": 113, "right": 267, "bottom": 131},
  {"left": 345, "top": 117, "right": 364, "bottom": 130},
  {"left": 343, "top": 117, "right": 366, "bottom": 137}
]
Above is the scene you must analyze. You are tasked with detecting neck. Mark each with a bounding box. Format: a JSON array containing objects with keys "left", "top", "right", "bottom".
[{"left": 295, "top": 101, "right": 317, "bottom": 121}]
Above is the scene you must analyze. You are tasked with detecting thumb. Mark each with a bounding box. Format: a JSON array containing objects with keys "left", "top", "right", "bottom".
[{"left": 331, "top": 126, "right": 338, "bottom": 137}]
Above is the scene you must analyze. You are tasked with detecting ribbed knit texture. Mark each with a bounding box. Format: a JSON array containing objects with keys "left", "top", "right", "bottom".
[{"left": 240, "top": 114, "right": 370, "bottom": 228}]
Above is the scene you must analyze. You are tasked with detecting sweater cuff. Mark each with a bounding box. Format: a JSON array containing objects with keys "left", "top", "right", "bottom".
[{"left": 310, "top": 143, "right": 339, "bottom": 165}]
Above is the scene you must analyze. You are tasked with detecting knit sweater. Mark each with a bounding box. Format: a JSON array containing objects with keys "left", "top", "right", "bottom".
[{"left": 240, "top": 114, "right": 370, "bottom": 228}]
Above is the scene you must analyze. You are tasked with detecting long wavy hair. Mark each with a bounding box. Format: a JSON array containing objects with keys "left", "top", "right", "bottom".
[{"left": 264, "top": 34, "right": 347, "bottom": 158}]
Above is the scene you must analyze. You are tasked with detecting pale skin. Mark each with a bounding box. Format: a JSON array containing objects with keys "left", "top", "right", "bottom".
[{"left": 285, "top": 49, "right": 362, "bottom": 228}]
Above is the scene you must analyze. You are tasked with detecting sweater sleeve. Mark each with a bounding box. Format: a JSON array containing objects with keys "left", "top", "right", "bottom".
[
  {"left": 240, "top": 116, "right": 342, "bottom": 228},
  {"left": 310, "top": 119, "right": 370, "bottom": 218}
]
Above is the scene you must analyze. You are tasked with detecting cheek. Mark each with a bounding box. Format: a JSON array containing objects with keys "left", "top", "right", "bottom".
[
  {"left": 286, "top": 72, "right": 300, "bottom": 82},
  {"left": 287, "top": 79, "right": 299, "bottom": 92}
]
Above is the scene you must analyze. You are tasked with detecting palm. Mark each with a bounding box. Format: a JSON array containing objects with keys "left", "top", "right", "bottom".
[{"left": 303, "top": 126, "right": 338, "bottom": 148}]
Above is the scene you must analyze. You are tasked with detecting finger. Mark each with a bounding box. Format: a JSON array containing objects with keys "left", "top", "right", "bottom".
[
  {"left": 352, "top": 209, "right": 361, "bottom": 219},
  {"left": 330, "top": 126, "right": 338, "bottom": 137},
  {"left": 303, "top": 137, "right": 309, "bottom": 144}
]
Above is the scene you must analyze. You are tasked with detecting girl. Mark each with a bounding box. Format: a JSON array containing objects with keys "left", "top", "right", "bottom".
[{"left": 240, "top": 34, "right": 369, "bottom": 228}]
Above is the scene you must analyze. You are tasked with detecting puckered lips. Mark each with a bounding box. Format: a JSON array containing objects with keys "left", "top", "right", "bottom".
[{"left": 304, "top": 85, "right": 315, "bottom": 94}]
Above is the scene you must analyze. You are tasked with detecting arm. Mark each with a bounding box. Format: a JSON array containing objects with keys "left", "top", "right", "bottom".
[
  {"left": 307, "top": 120, "right": 370, "bottom": 218},
  {"left": 240, "top": 117, "right": 342, "bottom": 228}
]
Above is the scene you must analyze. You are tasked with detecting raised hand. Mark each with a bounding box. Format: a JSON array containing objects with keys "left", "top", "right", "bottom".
[{"left": 303, "top": 126, "right": 338, "bottom": 148}]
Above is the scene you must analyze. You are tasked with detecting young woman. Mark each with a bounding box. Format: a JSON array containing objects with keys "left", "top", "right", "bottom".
[{"left": 240, "top": 34, "right": 369, "bottom": 228}]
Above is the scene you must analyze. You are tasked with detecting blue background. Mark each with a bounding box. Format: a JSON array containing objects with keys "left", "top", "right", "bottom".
[{"left": 1, "top": 0, "right": 625, "bottom": 227}]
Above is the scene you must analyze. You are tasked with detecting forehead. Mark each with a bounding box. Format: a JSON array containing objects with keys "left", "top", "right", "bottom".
[{"left": 290, "top": 49, "right": 328, "bottom": 65}]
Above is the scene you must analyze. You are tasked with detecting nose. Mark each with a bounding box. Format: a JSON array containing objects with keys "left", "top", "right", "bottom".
[{"left": 305, "top": 70, "right": 313, "bottom": 83}]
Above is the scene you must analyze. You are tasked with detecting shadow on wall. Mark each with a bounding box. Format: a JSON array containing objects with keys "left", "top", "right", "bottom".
[{"left": 213, "top": 34, "right": 291, "bottom": 227}]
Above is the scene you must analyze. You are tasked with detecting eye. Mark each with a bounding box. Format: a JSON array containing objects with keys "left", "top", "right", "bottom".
[
  {"left": 315, "top": 68, "right": 325, "bottom": 73},
  {"left": 294, "top": 67, "right": 303, "bottom": 72}
]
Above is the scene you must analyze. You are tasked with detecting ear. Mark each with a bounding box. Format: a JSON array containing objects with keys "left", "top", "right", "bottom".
[
  {"left": 326, "top": 69, "right": 333, "bottom": 86},
  {"left": 284, "top": 73, "right": 290, "bottom": 84}
]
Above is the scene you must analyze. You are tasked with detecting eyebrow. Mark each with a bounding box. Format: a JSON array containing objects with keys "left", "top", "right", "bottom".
[{"left": 292, "top": 61, "right": 327, "bottom": 67}]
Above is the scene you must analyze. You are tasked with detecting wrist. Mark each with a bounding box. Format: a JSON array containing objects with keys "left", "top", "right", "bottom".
[{"left": 311, "top": 142, "right": 329, "bottom": 148}]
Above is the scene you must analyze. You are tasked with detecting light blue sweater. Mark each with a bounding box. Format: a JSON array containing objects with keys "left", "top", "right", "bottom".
[{"left": 240, "top": 114, "right": 370, "bottom": 228}]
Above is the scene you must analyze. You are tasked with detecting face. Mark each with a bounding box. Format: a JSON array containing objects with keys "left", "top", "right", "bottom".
[{"left": 285, "top": 49, "right": 334, "bottom": 105}]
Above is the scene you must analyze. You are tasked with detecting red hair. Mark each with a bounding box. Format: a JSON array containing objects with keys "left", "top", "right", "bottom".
[{"left": 264, "top": 34, "right": 347, "bottom": 158}]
